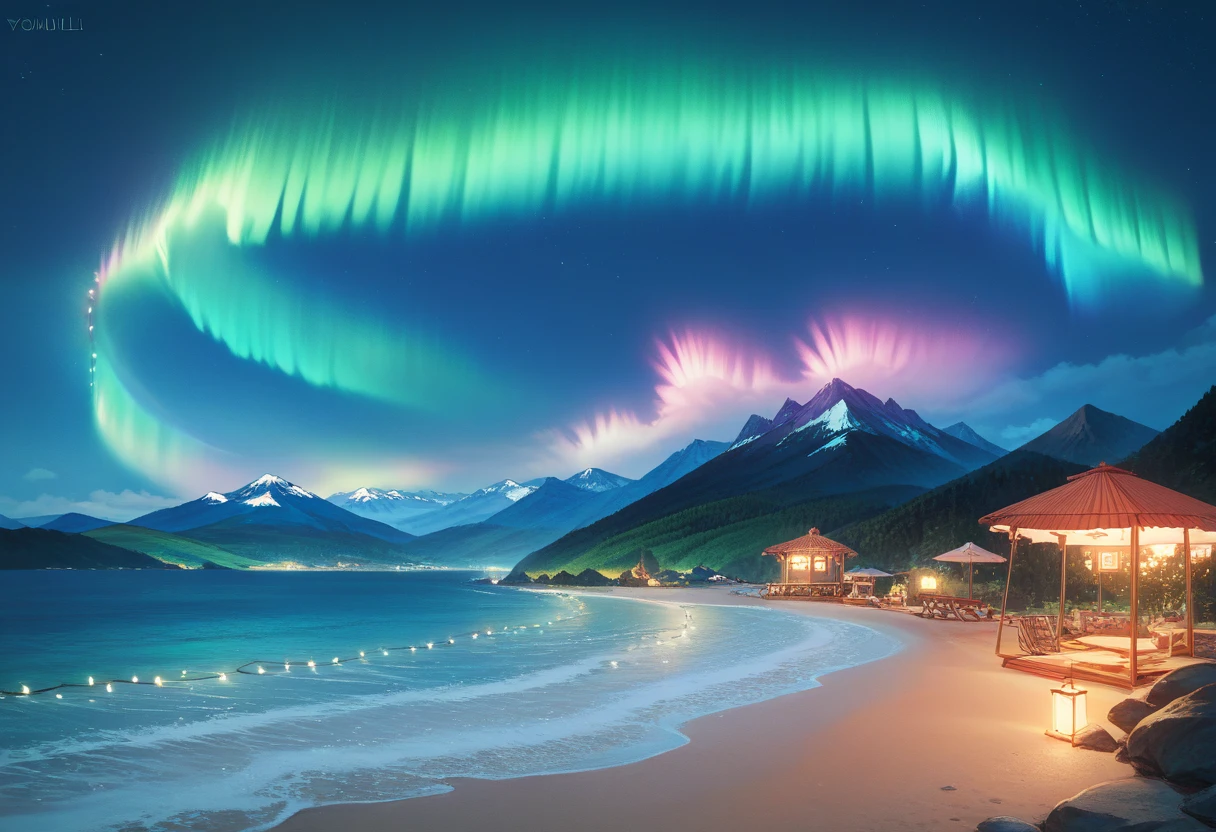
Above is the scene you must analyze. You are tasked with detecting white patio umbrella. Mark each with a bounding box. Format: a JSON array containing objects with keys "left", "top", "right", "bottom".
[
  {"left": 932, "top": 542, "right": 1006, "bottom": 599},
  {"left": 844, "top": 567, "right": 894, "bottom": 579}
]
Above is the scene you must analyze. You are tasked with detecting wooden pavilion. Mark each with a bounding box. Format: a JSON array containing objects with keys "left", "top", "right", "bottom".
[
  {"left": 981, "top": 463, "right": 1216, "bottom": 689},
  {"left": 759, "top": 528, "right": 857, "bottom": 600}
]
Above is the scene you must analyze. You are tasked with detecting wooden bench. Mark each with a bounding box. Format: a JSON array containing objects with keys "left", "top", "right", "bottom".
[{"left": 918, "top": 594, "right": 991, "bottom": 622}]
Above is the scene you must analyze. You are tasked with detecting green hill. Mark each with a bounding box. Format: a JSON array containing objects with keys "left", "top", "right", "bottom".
[
  {"left": 510, "top": 485, "right": 921, "bottom": 582},
  {"left": 1123, "top": 385, "right": 1216, "bottom": 503},
  {"left": 830, "top": 451, "right": 1087, "bottom": 572},
  {"left": 180, "top": 522, "right": 417, "bottom": 567},
  {"left": 0, "top": 527, "right": 180, "bottom": 570},
  {"left": 85, "top": 524, "right": 261, "bottom": 569}
]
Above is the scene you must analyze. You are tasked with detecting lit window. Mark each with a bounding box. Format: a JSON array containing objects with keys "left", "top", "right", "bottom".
[
  {"left": 813, "top": 556, "right": 827, "bottom": 572},
  {"left": 789, "top": 555, "right": 809, "bottom": 570}
]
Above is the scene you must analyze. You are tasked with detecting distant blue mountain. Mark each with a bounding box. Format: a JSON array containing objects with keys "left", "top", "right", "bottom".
[
  {"left": 39, "top": 513, "right": 114, "bottom": 533},
  {"left": 14, "top": 514, "right": 57, "bottom": 527},
  {"left": 941, "top": 422, "right": 1007, "bottom": 458},
  {"left": 489, "top": 478, "right": 596, "bottom": 529},
  {"left": 393, "top": 479, "right": 541, "bottom": 536},
  {"left": 325, "top": 487, "right": 467, "bottom": 532},
  {"left": 0, "top": 513, "right": 25, "bottom": 530}
]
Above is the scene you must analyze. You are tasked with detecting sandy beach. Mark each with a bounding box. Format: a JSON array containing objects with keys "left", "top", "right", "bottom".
[{"left": 275, "top": 587, "right": 1132, "bottom": 832}]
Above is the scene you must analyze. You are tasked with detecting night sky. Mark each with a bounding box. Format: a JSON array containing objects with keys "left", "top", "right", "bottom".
[{"left": 2, "top": 1, "right": 1214, "bottom": 520}]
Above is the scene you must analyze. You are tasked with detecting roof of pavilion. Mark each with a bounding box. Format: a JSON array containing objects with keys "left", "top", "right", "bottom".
[
  {"left": 762, "top": 528, "right": 858, "bottom": 558},
  {"left": 979, "top": 463, "right": 1216, "bottom": 533}
]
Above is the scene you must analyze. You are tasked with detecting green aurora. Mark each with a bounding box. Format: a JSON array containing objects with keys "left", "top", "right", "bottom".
[{"left": 92, "top": 59, "right": 1203, "bottom": 487}]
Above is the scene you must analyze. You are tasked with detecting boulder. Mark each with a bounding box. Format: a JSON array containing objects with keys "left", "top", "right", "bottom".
[
  {"left": 1108, "top": 697, "right": 1157, "bottom": 734},
  {"left": 1044, "top": 778, "right": 1200, "bottom": 832},
  {"left": 1152, "top": 821, "right": 1212, "bottom": 832},
  {"left": 1127, "top": 684, "right": 1216, "bottom": 787},
  {"left": 1074, "top": 724, "right": 1120, "bottom": 753},
  {"left": 977, "top": 817, "right": 1039, "bottom": 832},
  {"left": 1146, "top": 664, "right": 1216, "bottom": 709},
  {"left": 1114, "top": 739, "right": 1130, "bottom": 765},
  {"left": 573, "top": 568, "right": 613, "bottom": 587},
  {"left": 1182, "top": 783, "right": 1216, "bottom": 826}
]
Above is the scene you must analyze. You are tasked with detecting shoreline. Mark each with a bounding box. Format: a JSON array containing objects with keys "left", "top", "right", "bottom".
[{"left": 275, "top": 587, "right": 1132, "bottom": 832}]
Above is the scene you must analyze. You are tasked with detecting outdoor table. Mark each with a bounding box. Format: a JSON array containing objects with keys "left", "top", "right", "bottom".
[{"left": 918, "top": 594, "right": 990, "bottom": 622}]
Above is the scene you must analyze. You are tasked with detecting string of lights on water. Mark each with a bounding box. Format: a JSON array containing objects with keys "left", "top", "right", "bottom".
[{"left": 0, "top": 595, "right": 700, "bottom": 701}]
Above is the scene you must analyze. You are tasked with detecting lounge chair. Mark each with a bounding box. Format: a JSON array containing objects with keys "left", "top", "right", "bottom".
[{"left": 1014, "top": 615, "right": 1059, "bottom": 655}]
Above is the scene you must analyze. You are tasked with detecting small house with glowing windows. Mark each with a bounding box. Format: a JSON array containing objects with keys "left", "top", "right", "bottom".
[{"left": 759, "top": 528, "right": 857, "bottom": 600}]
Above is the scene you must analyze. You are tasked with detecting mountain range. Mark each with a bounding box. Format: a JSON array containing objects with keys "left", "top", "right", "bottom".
[
  {"left": 511, "top": 378, "right": 1000, "bottom": 580},
  {"left": 509, "top": 382, "right": 1172, "bottom": 583},
  {"left": 5, "top": 380, "right": 1186, "bottom": 576},
  {"left": 126, "top": 474, "right": 416, "bottom": 567},
  {"left": 393, "top": 440, "right": 731, "bottom": 568},
  {"left": 329, "top": 468, "right": 637, "bottom": 535}
]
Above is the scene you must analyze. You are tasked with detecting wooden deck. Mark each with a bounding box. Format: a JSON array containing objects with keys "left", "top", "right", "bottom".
[
  {"left": 760, "top": 582, "right": 846, "bottom": 601},
  {"left": 1001, "top": 654, "right": 1210, "bottom": 690}
]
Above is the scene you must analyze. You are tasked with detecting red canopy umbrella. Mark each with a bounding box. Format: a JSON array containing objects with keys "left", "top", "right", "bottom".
[{"left": 979, "top": 463, "right": 1216, "bottom": 686}]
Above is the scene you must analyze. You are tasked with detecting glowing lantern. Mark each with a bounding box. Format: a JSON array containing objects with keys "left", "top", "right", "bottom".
[
  {"left": 1047, "top": 680, "right": 1088, "bottom": 744},
  {"left": 920, "top": 575, "right": 938, "bottom": 592}
]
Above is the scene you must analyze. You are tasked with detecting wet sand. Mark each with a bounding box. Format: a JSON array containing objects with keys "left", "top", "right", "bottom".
[{"left": 275, "top": 587, "right": 1130, "bottom": 832}]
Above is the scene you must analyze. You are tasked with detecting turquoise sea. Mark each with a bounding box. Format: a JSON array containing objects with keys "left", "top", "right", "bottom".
[{"left": 0, "top": 570, "right": 899, "bottom": 831}]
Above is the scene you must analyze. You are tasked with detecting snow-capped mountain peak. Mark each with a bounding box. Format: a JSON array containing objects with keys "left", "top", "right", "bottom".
[
  {"left": 730, "top": 378, "right": 999, "bottom": 470},
  {"left": 229, "top": 474, "right": 317, "bottom": 501},
  {"left": 481, "top": 479, "right": 537, "bottom": 502},
  {"left": 243, "top": 492, "right": 280, "bottom": 508},
  {"left": 564, "top": 468, "right": 633, "bottom": 493},
  {"left": 201, "top": 492, "right": 228, "bottom": 504},
  {"left": 347, "top": 487, "right": 390, "bottom": 503}
]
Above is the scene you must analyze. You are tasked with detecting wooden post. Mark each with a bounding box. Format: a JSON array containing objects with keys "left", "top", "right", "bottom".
[
  {"left": 996, "top": 529, "right": 1018, "bottom": 657},
  {"left": 781, "top": 554, "right": 788, "bottom": 585},
  {"left": 1130, "top": 525, "right": 1140, "bottom": 687},
  {"left": 1184, "top": 528, "right": 1193, "bottom": 657},
  {"left": 1056, "top": 533, "right": 1068, "bottom": 652},
  {"left": 1098, "top": 570, "right": 1103, "bottom": 613},
  {"left": 968, "top": 561, "right": 974, "bottom": 600}
]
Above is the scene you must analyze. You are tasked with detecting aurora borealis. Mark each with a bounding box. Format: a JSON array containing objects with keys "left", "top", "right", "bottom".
[{"left": 2, "top": 2, "right": 1214, "bottom": 515}]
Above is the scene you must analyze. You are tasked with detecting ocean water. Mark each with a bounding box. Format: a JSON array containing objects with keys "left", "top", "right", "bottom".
[{"left": 0, "top": 570, "right": 899, "bottom": 831}]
